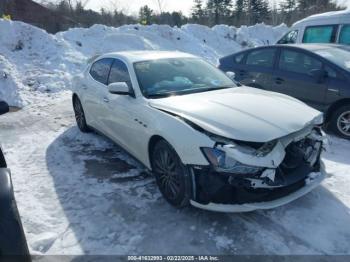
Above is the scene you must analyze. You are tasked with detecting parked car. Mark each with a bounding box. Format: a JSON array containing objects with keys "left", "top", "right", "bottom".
[
  {"left": 72, "top": 51, "right": 326, "bottom": 212},
  {"left": 219, "top": 44, "right": 350, "bottom": 139},
  {"left": 0, "top": 101, "right": 30, "bottom": 258},
  {"left": 277, "top": 9, "right": 350, "bottom": 45}
]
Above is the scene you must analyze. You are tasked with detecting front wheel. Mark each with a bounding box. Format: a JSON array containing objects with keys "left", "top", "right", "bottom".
[
  {"left": 73, "top": 97, "right": 90, "bottom": 133},
  {"left": 151, "top": 140, "right": 191, "bottom": 208},
  {"left": 329, "top": 105, "right": 350, "bottom": 139}
]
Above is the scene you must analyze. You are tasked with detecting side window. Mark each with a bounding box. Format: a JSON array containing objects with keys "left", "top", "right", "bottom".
[
  {"left": 339, "top": 24, "right": 350, "bottom": 45},
  {"left": 303, "top": 25, "right": 337, "bottom": 43},
  {"left": 246, "top": 49, "right": 276, "bottom": 68},
  {"left": 279, "top": 49, "right": 322, "bottom": 75},
  {"left": 234, "top": 53, "right": 245, "bottom": 64},
  {"left": 108, "top": 59, "right": 131, "bottom": 85},
  {"left": 277, "top": 30, "right": 298, "bottom": 44},
  {"left": 324, "top": 65, "right": 337, "bottom": 78},
  {"left": 89, "top": 58, "right": 113, "bottom": 85}
]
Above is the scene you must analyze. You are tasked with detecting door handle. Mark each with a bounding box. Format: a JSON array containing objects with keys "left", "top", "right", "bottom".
[
  {"left": 275, "top": 77, "right": 284, "bottom": 84},
  {"left": 103, "top": 97, "right": 109, "bottom": 103},
  {"left": 82, "top": 84, "right": 88, "bottom": 90}
]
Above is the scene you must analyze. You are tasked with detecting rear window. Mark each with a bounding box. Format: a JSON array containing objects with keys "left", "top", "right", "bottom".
[
  {"left": 89, "top": 58, "right": 113, "bottom": 85},
  {"left": 315, "top": 48, "right": 350, "bottom": 72},
  {"left": 246, "top": 49, "right": 276, "bottom": 68},
  {"left": 279, "top": 49, "right": 322, "bottom": 75},
  {"left": 339, "top": 25, "right": 350, "bottom": 45},
  {"left": 303, "top": 25, "right": 337, "bottom": 43}
]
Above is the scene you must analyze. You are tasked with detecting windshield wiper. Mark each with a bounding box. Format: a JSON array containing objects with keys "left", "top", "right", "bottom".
[
  {"left": 146, "top": 93, "right": 175, "bottom": 99},
  {"left": 146, "top": 85, "right": 235, "bottom": 99}
]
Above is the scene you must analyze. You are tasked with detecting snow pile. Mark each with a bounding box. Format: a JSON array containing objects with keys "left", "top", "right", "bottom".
[{"left": 0, "top": 19, "right": 288, "bottom": 106}]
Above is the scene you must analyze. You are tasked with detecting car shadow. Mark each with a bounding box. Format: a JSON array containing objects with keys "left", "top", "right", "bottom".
[{"left": 45, "top": 127, "right": 350, "bottom": 255}]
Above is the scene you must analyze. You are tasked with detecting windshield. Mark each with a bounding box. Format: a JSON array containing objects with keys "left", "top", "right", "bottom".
[
  {"left": 315, "top": 47, "right": 350, "bottom": 71},
  {"left": 133, "top": 57, "right": 236, "bottom": 98}
]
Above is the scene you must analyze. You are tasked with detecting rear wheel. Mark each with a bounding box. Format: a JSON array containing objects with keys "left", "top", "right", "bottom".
[
  {"left": 73, "top": 97, "right": 90, "bottom": 133},
  {"left": 151, "top": 140, "right": 191, "bottom": 207},
  {"left": 329, "top": 105, "right": 350, "bottom": 139}
]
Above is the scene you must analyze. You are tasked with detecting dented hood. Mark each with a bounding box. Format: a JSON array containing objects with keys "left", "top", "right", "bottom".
[{"left": 149, "top": 87, "right": 322, "bottom": 142}]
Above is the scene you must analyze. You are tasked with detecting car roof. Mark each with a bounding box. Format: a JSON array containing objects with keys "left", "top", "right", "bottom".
[
  {"left": 293, "top": 9, "right": 350, "bottom": 27},
  {"left": 277, "top": 43, "right": 350, "bottom": 52},
  {"left": 98, "top": 50, "right": 197, "bottom": 64},
  {"left": 221, "top": 44, "right": 349, "bottom": 60},
  {"left": 240, "top": 43, "right": 348, "bottom": 52}
]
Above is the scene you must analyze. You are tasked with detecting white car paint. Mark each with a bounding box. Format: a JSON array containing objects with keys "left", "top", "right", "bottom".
[
  {"left": 149, "top": 86, "right": 322, "bottom": 142},
  {"left": 277, "top": 9, "right": 350, "bottom": 44},
  {"left": 73, "top": 51, "right": 326, "bottom": 212}
]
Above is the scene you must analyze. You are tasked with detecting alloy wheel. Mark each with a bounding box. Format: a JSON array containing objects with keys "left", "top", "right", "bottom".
[
  {"left": 337, "top": 111, "right": 350, "bottom": 137},
  {"left": 153, "top": 148, "right": 182, "bottom": 200},
  {"left": 74, "top": 99, "right": 86, "bottom": 130}
]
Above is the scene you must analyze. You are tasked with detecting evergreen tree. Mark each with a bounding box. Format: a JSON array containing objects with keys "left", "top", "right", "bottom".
[
  {"left": 191, "top": 0, "right": 205, "bottom": 23},
  {"left": 280, "top": 0, "right": 297, "bottom": 25},
  {"left": 297, "top": 0, "right": 341, "bottom": 17},
  {"left": 249, "top": 0, "right": 270, "bottom": 24},
  {"left": 206, "top": 0, "right": 233, "bottom": 25},
  {"left": 234, "top": 0, "right": 249, "bottom": 26},
  {"left": 139, "top": 5, "right": 154, "bottom": 25}
]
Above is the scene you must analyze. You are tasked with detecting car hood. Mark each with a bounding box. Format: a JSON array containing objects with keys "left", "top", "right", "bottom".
[{"left": 149, "top": 87, "right": 322, "bottom": 142}]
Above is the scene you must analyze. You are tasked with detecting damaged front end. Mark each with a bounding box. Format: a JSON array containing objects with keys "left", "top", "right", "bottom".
[{"left": 190, "top": 125, "right": 327, "bottom": 212}]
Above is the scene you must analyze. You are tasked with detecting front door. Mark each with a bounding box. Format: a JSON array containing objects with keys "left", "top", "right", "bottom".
[
  {"left": 102, "top": 59, "right": 144, "bottom": 157},
  {"left": 237, "top": 47, "right": 277, "bottom": 90}
]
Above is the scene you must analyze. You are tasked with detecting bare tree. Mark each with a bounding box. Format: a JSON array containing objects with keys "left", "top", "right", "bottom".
[{"left": 155, "top": 0, "right": 164, "bottom": 14}]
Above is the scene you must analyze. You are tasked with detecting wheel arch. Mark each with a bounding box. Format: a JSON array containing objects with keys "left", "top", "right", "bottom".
[
  {"left": 147, "top": 135, "right": 167, "bottom": 169},
  {"left": 72, "top": 93, "right": 79, "bottom": 103},
  {"left": 325, "top": 98, "right": 350, "bottom": 123}
]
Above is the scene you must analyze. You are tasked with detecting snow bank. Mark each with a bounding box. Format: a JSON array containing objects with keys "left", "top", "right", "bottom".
[{"left": 0, "top": 19, "right": 288, "bottom": 107}]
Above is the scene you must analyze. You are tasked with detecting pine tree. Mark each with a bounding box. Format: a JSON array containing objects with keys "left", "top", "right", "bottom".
[
  {"left": 280, "top": 0, "right": 297, "bottom": 25},
  {"left": 249, "top": 0, "right": 270, "bottom": 24},
  {"left": 191, "top": 0, "right": 205, "bottom": 23},
  {"left": 139, "top": 5, "right": 154, "bottom": 25},
  {"left": 235, "top": 0, "right": 249, "bottom": 26},
  {"left": 206, "top": 0, "right": 233, "bottom": 25},
  {"left": 297, "top": 0, "right": 341, "bottom": 17}
]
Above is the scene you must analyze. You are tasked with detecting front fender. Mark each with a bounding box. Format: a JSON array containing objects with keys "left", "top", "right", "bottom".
[{"left": 148, "top": 108, "right": 214, "bottom": 167}]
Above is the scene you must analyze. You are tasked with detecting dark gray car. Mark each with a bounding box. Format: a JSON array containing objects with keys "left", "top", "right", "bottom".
[
  {"left": 219, "top": 44, "right": 350, "bottom": 139},
  {"left": 0, "top": 101, "right": 30, "bottom": 259}
]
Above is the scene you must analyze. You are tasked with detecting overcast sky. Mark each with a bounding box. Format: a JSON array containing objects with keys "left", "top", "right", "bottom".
[{"left": 38, "top": 0, "right": 350, "bottom": 16}]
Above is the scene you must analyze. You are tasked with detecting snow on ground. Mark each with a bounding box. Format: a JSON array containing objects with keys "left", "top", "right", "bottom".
[
  {"left": 1, "top": 19, "right": 350, "bottom": 255},
  {"left": 1, "top": 92, "right": 350, "bottom": 255}
]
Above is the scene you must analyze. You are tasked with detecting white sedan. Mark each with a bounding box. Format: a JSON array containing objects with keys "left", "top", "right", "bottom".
[{"left": 72, "top": 51, "right": 326, "bottom": 212}]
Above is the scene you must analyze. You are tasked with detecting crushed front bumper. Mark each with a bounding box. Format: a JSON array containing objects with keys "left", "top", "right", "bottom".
[{"left": 189, "top": 159, "right": 326, "bottom": 213}]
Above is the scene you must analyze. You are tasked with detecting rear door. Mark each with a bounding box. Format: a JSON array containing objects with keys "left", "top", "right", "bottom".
[
  {"left": 236, "top": 47, "right": 277, "bottom": 90},
  {"left": 271, "top": 48, "right": 328, "bottom": 110}
]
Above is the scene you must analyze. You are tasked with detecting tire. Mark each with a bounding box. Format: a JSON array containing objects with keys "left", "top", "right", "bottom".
[
  {"left": 151, "top": 140, "right": 191, "bottom": 208},
  {"left": 329, "top": 105, "right": 350, "bottom": 139},
  {"left": 73, "top": 97, "right": 90, "bottom": 133}
]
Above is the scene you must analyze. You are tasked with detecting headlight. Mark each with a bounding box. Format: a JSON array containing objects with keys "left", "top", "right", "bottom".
[
  {"left": 313, "top": 114, "right": 324, "bottom": 125},
  {"left": 201, "top": 147, "right": 264, "bottom": 174}
]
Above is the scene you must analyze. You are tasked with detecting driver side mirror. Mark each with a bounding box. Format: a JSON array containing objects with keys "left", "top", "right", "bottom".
[
  {"left": 226, "top": 71, "right": 236, "bottom": 80},
  {"left": 0, "top": 101, "right": 9, "bottom": 116},
  {"left": 108, "top": 82, "right": 130, "bottom": 95}
]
